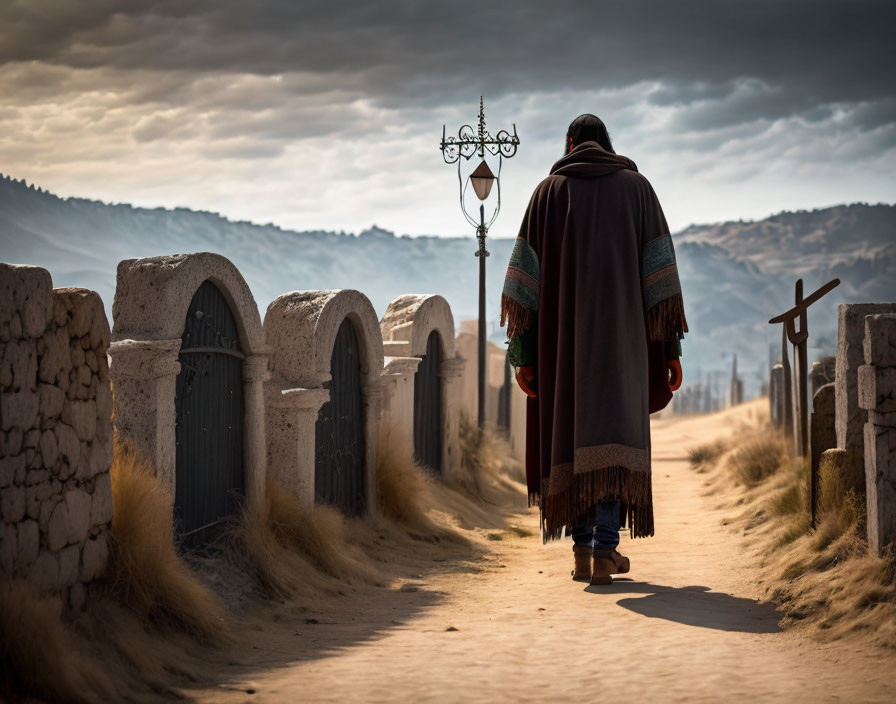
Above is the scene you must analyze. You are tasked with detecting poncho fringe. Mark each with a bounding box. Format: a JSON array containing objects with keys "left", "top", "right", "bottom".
[
  {"left": 645, "top": 293, "right": 688, "bottom": 342},
  {"left": 500, "top": 295, "right": 533, "bottom": 341},
  {"left": 540, "top": 466, "right": 654, "bottom": 540}
]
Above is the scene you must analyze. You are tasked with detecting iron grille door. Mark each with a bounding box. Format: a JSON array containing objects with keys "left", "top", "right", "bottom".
[
  {"left": 174, "top": 280, "right": 245, "bottom": 549},
  {"left": 413, "top": 330, "right": 443, "bottom": 473},
  {"left": 315, "top": 318, "right": 366, "bottom": 515}
]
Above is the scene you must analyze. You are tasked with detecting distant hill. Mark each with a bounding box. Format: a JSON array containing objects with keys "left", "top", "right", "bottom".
[
  {"left": 1, "top": 173, "right": 894, "bottom": 397},
  {"left": 675, "top": 204, "right": 895, "bottom": 390}
]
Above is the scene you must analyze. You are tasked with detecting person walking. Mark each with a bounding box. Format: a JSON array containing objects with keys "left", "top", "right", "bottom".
[{"left": 500, "top": 114, "right": 687, "bottom": 585}]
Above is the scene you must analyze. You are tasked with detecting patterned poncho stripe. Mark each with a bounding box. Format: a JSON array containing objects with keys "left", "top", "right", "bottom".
[
  {"left": 642, "top": 234, "right": 688, "bottom": 343},
  {"left": 501, "top": 231, "right": 687, "bottom": 369}
]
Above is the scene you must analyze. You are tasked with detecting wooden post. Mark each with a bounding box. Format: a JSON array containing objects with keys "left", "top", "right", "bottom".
[
  {"left": 781, "top": 326, "right": 795, "bottom": 452},
  {"left": 769, "top": 277, "right": 840, "bottom": 526}
]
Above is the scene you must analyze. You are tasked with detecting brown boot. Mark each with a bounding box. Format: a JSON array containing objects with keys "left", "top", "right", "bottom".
[
  {"left": 591, "top": 551, "right": 616, "bottom": 585},
  {"left": 609, "top": 549, "right": 630, "bottom": 574},
  {"left": 571, "top": 546, "right": 592, "bottom": 581},
  {"left": 591, "top": 549, "right": 631, "bottom": 584}
]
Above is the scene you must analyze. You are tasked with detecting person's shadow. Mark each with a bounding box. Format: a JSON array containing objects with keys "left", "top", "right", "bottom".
[{"left": 585, "top": 580, "right": 781, "bottom": 633}]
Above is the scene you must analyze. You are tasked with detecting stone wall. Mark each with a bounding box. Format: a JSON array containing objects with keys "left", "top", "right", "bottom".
[
  {"left": 0, "top": 264, "right": 113, "bottom": 608},
  {"left": 455, "top": 320, "right": 526, "bottom": 462},
  {"left": 508, "top": 378, "right": 527, "bottom": 465},
  {"left": 859, "top": 313, "right": 896, "bottom": 555}
]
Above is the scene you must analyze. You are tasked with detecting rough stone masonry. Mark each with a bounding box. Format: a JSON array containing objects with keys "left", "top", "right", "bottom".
[
  {"left": 859, "top": 313, "right": 896, "bottom": 556},
  {"left": 0, "top": 263, "right": 114, "bottom": 609}
]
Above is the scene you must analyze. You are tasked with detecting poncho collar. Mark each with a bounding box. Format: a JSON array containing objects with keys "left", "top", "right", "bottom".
[{"left": 549, "top": 141, "right": 637, "bottom": 179}]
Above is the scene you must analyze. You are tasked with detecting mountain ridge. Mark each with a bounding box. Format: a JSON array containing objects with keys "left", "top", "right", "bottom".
[{"left": 2, "top": 171, "right": 894, "bottom": 396}]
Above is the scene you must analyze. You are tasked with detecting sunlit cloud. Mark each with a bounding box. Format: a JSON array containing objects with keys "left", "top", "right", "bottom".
[{"left": 0, "top": 1, "right": 893, "bottom": 236}]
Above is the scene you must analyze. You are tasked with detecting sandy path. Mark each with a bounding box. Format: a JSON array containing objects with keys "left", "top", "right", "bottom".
[{"left": 188, "top": 402, "right": 895, "bottom": 703}]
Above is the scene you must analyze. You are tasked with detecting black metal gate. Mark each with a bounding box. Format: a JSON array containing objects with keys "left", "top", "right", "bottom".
[
  {"left": 315, "top": 318, "right": 366, "bottom": 515},
  {"left": 174, "top": 280, "right": 245, "bottom": 549},
  {"left": 497, "top": 354, "right": 512, "bottom": 435},
  {"left": 413, "top": 330, "right": 443, "bottom": 473}
]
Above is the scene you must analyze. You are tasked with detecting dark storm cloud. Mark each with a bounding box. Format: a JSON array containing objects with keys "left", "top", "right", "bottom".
[
  {"left": 1, "top": 0, "right": 893, "bottom": 238},
  {"left": 2, "top": 0, "right": 894, "bottom": 130}
]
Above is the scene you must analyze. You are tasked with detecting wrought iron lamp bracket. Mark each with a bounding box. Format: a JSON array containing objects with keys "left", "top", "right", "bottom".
[{"left": 441, "top": 97, "right": 518, "bottom": 241}]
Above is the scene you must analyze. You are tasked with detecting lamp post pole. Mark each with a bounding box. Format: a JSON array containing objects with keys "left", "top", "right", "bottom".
[
  {"left": 440, "top": 98, "right": 519, "bottom": 429},
  {"left": 477, "top": 203, "right": 487, "bottom": 427}
]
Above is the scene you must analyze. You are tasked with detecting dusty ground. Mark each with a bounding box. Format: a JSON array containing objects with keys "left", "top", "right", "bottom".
[{"left": 184, "top": 401, "right": 896, "bottom": 703}]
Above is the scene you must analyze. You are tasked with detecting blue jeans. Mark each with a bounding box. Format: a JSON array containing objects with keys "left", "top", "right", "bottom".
[{"left": 571, "top": 501, "right": 621, "bottom": 552}]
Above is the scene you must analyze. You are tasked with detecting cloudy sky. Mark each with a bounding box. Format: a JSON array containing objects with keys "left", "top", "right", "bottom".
[{"left": 1, "top": 1, "right": 893, "bottom": 237}]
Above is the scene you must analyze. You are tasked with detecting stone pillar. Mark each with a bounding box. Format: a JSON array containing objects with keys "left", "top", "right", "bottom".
[
  {"left": 811, "top": 355, "right": 836, "bottom": 396},
  {"left": 379, "top": 356, "right": 422, "bottom": 455},
  {"left": 107, "top": 338, "right": 181, "bottom": 497},
  {"left": 266, "top": 386, "right": 329, "bottom": 506},
  {"left": 243, "top": 352, "right": 271, "bottom": 509},
  {"left": 770, "top": 363, "right": 784, "bottom": 428},
  {"left": 362, "top": 379, "right": 383, "bottom": 512},
  {"left": 859, "top": 313, "right": 896, "bottom": 555},
  {"left": 836, "top": 304, "right": 896, "bottom": 451},
  {"left": 810, "top": 382, "right": 836, "bottom": 520},
  {"left": 440, "top": 357, "right": 466, "bottom": 482}
]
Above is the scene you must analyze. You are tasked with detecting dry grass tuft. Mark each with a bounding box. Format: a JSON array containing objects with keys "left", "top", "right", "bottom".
[
  {"left": 105, "top": 438, "right": 228, "bottom": 643},
  {"left": 456, "top": 415, "right": 488, "bottom": 496},
  {"left": 688, "top": 439, "right": 729, "bottom": 468},
  {"left": 456, "top": 415, "right": 527, "bottom": 505},
  {"left": 700, "top": 421, "right": 896, "bottom": 649},
  {"left": 376, "top": 429, "right": 459, "bottom": 542},
  {"left": 227, "top": 491, "right": 309, "bottom": 599},
  {"left": 262, "top": 477, "right": 384, "bottom": 586},
  {"left": 817, "top": 451, "right": 865, "bottom": 538},
  {"left": 0, "top": 581, "right": 114, "bottom": 704},
  {"left": 727, "top": 436, "right": 788, "bottom": 486},
  {"left": 769, "top": 459, "right": 808, "bottom": 517}
]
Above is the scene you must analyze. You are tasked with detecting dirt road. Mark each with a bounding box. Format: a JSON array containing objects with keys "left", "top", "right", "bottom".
[{"left": 187, "top": 403, "right": 895, "bottom": 703}]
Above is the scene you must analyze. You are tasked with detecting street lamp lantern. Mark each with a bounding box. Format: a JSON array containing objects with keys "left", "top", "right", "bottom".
[
  {"left": 440, "top": 97, "right": 520, "bottom": 429},
  {"left": 469, "top": 160, "right": 496, "bottom": 201}
]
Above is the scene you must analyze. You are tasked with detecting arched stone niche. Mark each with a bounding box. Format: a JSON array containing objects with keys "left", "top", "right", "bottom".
[
  {"left": 264, "top": 290, "right": 383, "bottom": 512},
  {"left": 381, "top": 294, "right": 465, "bottom": 480},
  {"left": 109, "top": 252, "right": 270, "bottom": 519}
]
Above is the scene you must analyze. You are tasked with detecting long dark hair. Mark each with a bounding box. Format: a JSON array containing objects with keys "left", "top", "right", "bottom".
[{"left": 565, "top": 114, "right": 615, "bottom": 154}]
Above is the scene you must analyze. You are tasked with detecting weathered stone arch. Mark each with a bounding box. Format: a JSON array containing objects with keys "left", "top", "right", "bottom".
[
  {"left": 109, "top": 252, "right": 270, "bottom": 513},
  {"left": 380, "top": 294, "right": 464, "bottom": 479},
  {"left": 264, "top": 289, "right": 383, "bottom": 511},
  {"left": 381, "top": 294, "right": 456, "bottom": 360}
]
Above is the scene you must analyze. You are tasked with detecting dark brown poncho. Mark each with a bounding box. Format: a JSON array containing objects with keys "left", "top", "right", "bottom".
[{"left": 500, "top": 142, "right": 687, "bottom": 541}]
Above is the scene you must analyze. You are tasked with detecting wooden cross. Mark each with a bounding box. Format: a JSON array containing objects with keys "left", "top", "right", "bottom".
[{"left": 768, "top": 277, "right": 839, "bottom": 525}]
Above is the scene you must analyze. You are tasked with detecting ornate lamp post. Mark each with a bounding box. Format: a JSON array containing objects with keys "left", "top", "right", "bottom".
[{"left": 440, "top": 97, "right": 520, "bottom": 428}]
